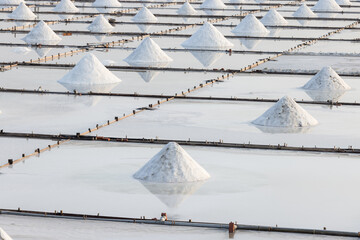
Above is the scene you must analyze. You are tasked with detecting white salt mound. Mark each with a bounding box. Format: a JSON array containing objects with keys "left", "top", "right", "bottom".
[
  {"left": 132, "top": 7, "right": 157, "bottom": 22},
  {"left": 93, "top": 0, "right": 121, "bottom": 7},
  {"left": 232, "top": 14, "right": 269, "bottom": 36},
  {"left": 177, "top": 1, "right": 197, "bottom": 15},
  {"left": 133, "top": 142, "right": 211, "bottom": 183},
  {"left": 87, "top": 15, "right": 114, "bottom": 32},
  {"left": 53, "top": 0, "right": 79, "bottom": 12},
  {"left": 293, "top": 3, "right": 316, "bottom": 17},
  {"left": 9, "top": 2, "right": 36, "bottom": 20},
  {"left": 261, "top": 9, "right": 288, "bottom": 26},
  {"left": 312, "top": 0, "right": 342, "bottom": 11},
  {"left": 335, "top": 0, "right": 350, "bottom": 6},
  {"left": 0, "top": 228, "right": 13, "bottom": 240},
  {"left": 252, "top": 96, "right": 318, "bottom": 128},
  {"left": 124, "top": 37, "right": 173, "bottom": 64},
  {"left": 182, "top": 22, "right": 234, "bottom": 49},
  {"left": 200, "top": 0, "right": 226, "bottom": 9},
  {"left": 0, "top": 0, "right": 23, "bottom": 5},
  {"left": 58, "top": 53, "right": 121, "bottom": 84},
  {"left": 303, "top": 66, "right": 351, "bottom": 91},
  {"left": 22, "top": 20, "right": 61, "bottom": 45}
]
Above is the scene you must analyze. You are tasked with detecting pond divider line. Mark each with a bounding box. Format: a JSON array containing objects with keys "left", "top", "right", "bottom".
[
  {"left": 6, "top": 62, "right": 360, "bottom": 77},
  {"left": 0, "top": 88, "right": 356, "bottom": 106},
  {"left": 0, "top": 209, "right": 359, "bottom": 238},
  {"left": 2, "top": 42, "right": 360, "bottom": 57},
  {"left": 4, "top": 28, "right": 360, "bottom": 42},
  {"left": 0, "top": 14, "right": 356, "bottom": 169},
  {"left": 1, "top": 132, "right": 360, "bottom": 156},
  {"left": 0, "top": 6, "right": 17, "bottom": 11},
  {"left": 3, "top": 19, "right": 360, "bottom": 29}
]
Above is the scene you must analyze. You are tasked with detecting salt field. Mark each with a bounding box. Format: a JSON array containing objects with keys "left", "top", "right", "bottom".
[{"left": 0, "top": 0, "right": 360, "bottom": 238}]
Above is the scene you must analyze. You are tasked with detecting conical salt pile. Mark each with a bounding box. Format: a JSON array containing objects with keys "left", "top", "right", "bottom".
[
  {"left": 182, "top": 22, "right": 233, "bottom": 49},
  {"left": 261, "top": 9, "right": 288, "bottom": 26},
  {"left": 293, "top": 3, "right": 316, "bottom": 17},
  {"left": 177, "top": 1, "right": 197, "bottom": 15},
  {"left": 133, "top": 142, "right": 211, "bottom": 183},
  {"left": 22, "top": 20, "right": 61, "bottom": 45},
  {"left": 303, "top": 66, "right": 351, "bottom": 91},
  {"left": 8, "top": 2, "right": 36, "bottom": 20},
  {"left": 0, "top": 0, "right": 23, "bottom": 5},
  {"left": 87, "top": 15, "right": 114, "bottom": 32},
  {"left": 252, "top": 96, "right": 318, "bottom": 128},
  {"left": 58, "top": 53, "right": 121, "bottom": 84},
  {"left": 124, "top": 37, "right": 173, "bottom": 65},
  {"left": 200, "top": 0, "right": 226, "bottom": 9},
  {"left": 93, "top": 0, "right": 121, "bottom": 7},
  {"left": 335, "top": 0, "right": 350, "bottom": 6},
  {"left": 232, "top": 14, "right": 269, "bottom": 36},
  {"left": 132, "top": 7, "right": 157, "bottom": 22},
  {"left": 312, "top": 0, "right": 342, "bottom": 11},
  {"left": 53, "top": 0, "right": 79, "bottom": 12},
  {"left": 0, "top": 228, "right": 13, "bottom": 240}
]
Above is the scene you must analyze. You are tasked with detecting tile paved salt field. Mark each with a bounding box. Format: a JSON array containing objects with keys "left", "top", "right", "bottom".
[
  {"left": 187, "top": 74, "right": 360, "bottom": 102},
  {"left": 94, "top": 99, "right": 360, "bottom": 147},
  {"left": 1, "top": 0, "right": 360, "bottom": 238}
]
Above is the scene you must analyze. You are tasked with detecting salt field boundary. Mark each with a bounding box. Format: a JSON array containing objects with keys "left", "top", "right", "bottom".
[
  {"left": 0, "top": 87, "right": 358, "bottom": 106},
  {"left": 0, "top": 209, "right": 359, "bottom": 238},
  {"left": 1, "top": 132, "right": 360, "bottom": 160},
  {"left": 4, "top": 19, "right": 360, "bottom": 29},
  {"left": 4, "top": 62, "right": 360, "bottom": 78},
  {"left": 4, "top": 28, "right": 360, "bottom": 42}
]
